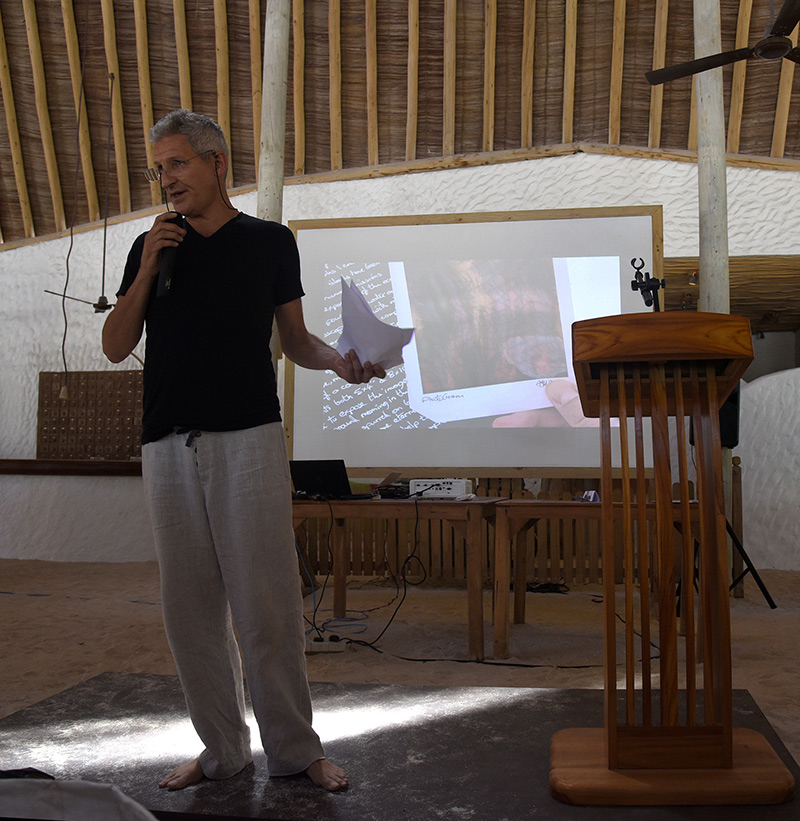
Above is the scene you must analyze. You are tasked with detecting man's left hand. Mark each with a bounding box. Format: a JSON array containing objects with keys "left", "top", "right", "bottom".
[{"left": 334, "top": 349, "right": 386, "bottom": 384}]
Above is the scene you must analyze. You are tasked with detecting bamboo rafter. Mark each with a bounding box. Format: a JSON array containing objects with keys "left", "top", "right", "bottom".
[
  {"left": 562, "top": 0, "right": 577, "bottom": 144},
  {"left": 0, "top": 3, "right": 34, "bottom": 238},
  {"left": 405, "top": 0, "right": 419, "bottom": 162},
  {"left": 608, "top": 0, "right": 626, "bottom": 145},
  {"left": 173, "top": 0, "right": 192, "bottom": 110},
  {"left": 60, "top": 0, "right": 99, "bottom": 223},
  {"left": 22, "top": 0, "right": 65, "bottom": 231},
  {"left": 688, "top": 76, "right": 698, "bottom": 152},
  {"left": 133, "top": 0, "right": 159, "bottom": 207},
  {"left": 214, "top": 0, "right": 232, "bottom": 187},
  {"left": 366, "top": 0, "right": 378, "bottom": 166},
  {"left": 329, "top": 0, "right": 342, "bottom": 171},
  {"left": 483, "top": 0, "right": 497, "bottom": 152},
  {"left": 100, "top": 0, "right": 131, "bottom": 214},
  {"left": 521, "top": 0, "right": 535, "bottom": 149},
  {"left": 292, "top": 0, "right": 306, "bottom": 174},
  {"left": 649, "top": 0, "right": 669, "bottom": 149},
  {"left": 727, "top": 0, "right": 754, "bottom": 155},
  {"left": 443, "top": 0, "right": 457, "bottom": 156},
  {"left": 771, "top": 23, "right": 799, "bottom": 157},
  {"left": 250, "top": 0, "right": 262, "bottom": 164}
]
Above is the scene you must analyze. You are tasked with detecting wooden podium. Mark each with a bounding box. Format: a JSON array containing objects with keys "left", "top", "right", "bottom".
[{"left": 549, "top": 312, "right": 795, "bottom": 805}]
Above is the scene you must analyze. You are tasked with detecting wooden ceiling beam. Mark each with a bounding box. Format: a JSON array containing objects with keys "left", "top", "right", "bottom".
[
  {"left": 329, "top": 0, "right": 342, "bottom": 171},
  {"left": 521, "top": 0, "right": 535, "bottom": 149},
  {"left": 406, "top": 0, "right": 419, "bottom": 162},
  {"left": 214, "top": 0, "right": 232, "bottom": 187},
  {"left": 664, "top": 255, "right": 800, "bottom": 332},
  {"left": 0, "top": 5, "right": 34, "bottom": 238},
  {"left": 771, "top": 24, "right": 799, "bottom": 158},
  {"left": 100, "top": 0, "right": 131, "bottom": 214},
  {"left": 608, "top": 0, "right": 626, "bottom": 145},
  {"left": 173, "top": 0, "right": 192, "bottom": 110},
  {"left": 648, "top": 0, "right": 668, "bottom": 148},
  {"left": 292, "top": 0, "right": 306, "bottom": 174},
  {"left": 483, "top": 0, "right": 497, "bottom": 152},
  {"left": 22, "top": 0, "right": 66, "bottom": 231},
  {"left": 60, "top": 0, "right": 99, "bottom": 223},
  {"left": 366, "top": 0, "right": 378, "bottom": 166},
  {"left": 562, "top": 0, "right": 577, "bottom": 143},
  {"left": 727, "top": 0, "right": 753, "bottom": 155},
  {"left": 133, "top": 0, "right": 159, "bottom": 207}
]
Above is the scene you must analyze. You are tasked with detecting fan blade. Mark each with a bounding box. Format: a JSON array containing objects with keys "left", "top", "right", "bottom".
[
  {"left": 771, "top": 0, "right": 800, "bottom": 37},
  {"left": 646, "top": 47, "right": 753, "bottom": 85},
  {"left": 783, "top": 45, "right": 800, "bottom": 64}
]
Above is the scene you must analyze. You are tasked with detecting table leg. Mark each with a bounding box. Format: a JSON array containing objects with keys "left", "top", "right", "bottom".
[
  {"left": 513, "top": 521, "right": 532, "bottom": 625},
  {"left": 493, "top": 510, "right": 511, "bottom": 659},
  {"left": 465, "top": 511, "right": 485, "bottom": 661},
  {"left": 332, "top": 517, "right": 347, "bottom": 619}
]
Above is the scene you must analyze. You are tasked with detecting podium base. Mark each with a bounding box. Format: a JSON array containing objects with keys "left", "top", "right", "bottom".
[{"left": 550, "top": 727, "right": 795, "bottom": 806}]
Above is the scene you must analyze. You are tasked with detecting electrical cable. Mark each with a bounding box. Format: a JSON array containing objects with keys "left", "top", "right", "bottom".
[
  {"left": 99, "top": 72, "right": 115, "bottom": 305},
  {"left": 316, "top": 522, "right": 401, "bottom": 641},
  {"left": 296, "top": 540, "right": 323, "bottom": 640},
  {"left": 57, "top": 0, "right": 92, "bottom": 399},
  {"left": 343, "top": 495, "right": 427, "bottom": 650},
  {"left": 300, "top": 499, "right": 335, "bottom": 639}
]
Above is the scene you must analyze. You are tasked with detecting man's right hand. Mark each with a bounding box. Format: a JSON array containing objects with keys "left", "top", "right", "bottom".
[
  {"left": 139, "top": 211, "right": 185, "bottom": 279},
  {"left": 102, "top": 213, "right": 185, "bottom": 363}
]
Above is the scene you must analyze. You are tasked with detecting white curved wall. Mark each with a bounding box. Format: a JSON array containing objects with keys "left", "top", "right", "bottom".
[
  {"left": 1, "top": 152, "right": 798, "bottom": 564},
  {"left": 738, "top": 370, "right": 800, "bottom": 570}
]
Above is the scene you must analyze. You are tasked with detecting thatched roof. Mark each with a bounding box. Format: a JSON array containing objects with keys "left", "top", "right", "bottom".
[{"left": 2, "top": 0, "right": 800, "bottom": 331}]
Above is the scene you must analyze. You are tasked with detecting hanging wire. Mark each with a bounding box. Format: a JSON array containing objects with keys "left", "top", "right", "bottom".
[
  {"left": 97, "top": 71, "right": 116, "bottom": 311},
  {"left": 57, "top": 0, "right": 92, "bottom": 399}
]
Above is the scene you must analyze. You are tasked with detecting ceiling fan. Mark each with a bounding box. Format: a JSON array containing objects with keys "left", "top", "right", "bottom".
[{"left": 646, "top": 0, "right": 800, "bottom": 85}]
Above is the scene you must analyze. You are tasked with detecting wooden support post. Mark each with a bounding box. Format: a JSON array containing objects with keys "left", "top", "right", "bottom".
[
  {"left": 258, "top": 0, "right": 291, "bottom": 223},
  {"left": 694, "top": 0, "right": 730, "bottom": 315}
]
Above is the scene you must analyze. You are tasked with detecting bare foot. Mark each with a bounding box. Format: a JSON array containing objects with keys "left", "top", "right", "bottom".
[
  {"left": 159, "top": 758, "right": 204, "bottom": 790},
  {"left": 306, "top": 758, "right": 348, "bottom": 791}
]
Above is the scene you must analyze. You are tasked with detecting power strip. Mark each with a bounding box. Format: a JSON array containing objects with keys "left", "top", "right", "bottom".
[
  {"left": 409, "top": 478, "right": 473, "bottom": 498},
  {"left": 305, "top": 637, "right": 345, "bottom": 654}
]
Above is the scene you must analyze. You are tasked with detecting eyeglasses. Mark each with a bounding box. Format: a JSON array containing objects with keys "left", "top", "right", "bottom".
[{"left": 143, "top": 150, "right": 214, "bottom": 182}]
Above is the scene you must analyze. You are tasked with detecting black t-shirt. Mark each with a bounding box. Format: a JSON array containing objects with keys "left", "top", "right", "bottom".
[{"left": 118, "top": 212, "right": 304, "bottom": 444}]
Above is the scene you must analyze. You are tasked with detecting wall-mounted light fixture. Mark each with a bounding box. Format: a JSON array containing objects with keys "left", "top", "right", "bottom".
[{"left": 689, "top": 270, "right": 699, "bottom": 285}]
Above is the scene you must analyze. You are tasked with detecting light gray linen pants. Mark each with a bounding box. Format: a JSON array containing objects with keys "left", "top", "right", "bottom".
[{"left": 141, "top": 422, "right": 324, "bottom": 779}]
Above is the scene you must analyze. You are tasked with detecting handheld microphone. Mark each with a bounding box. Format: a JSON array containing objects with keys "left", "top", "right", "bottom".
[{"left": 157, "top": 213, "right": 183, "bottom": 298}]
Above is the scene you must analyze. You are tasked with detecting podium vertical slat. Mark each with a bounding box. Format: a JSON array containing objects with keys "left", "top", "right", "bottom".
[{"left": 632, "top": 366, "right": 653, "bottom": 727}]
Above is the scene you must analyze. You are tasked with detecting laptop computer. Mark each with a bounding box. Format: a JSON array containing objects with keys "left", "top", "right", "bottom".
[{"left": 289, "top": 459, "right": 375, "bottom": 500}]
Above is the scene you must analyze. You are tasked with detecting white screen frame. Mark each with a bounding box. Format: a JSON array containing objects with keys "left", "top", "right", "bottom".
[{"left": 286, "top": 206, "right": 662, "bottom": 475}]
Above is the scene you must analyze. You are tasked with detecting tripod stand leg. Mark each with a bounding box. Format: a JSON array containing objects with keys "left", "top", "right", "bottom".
[{"left": 725, "top": 519, "right": 776, "bottom": 609}]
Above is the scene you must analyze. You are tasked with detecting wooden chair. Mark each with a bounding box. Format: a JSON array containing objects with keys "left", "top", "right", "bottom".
[{"left": 549, "top": 312, "right": 795, "bottom": 805}]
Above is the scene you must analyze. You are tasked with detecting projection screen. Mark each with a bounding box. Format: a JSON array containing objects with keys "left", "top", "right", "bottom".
[{"left": 287, "top": 206, "right": 662, "bottom": 474}]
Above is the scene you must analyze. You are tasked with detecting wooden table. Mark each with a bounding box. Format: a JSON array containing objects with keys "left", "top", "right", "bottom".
[
  {"left": 493, "top": 500, "right": 603, "bottom": 659},
  {"left": 292, "top": 497, "right": 502, "bottom": 660},
  {"left": 493, "top": 499, "right": 705, "bottom": 660}
]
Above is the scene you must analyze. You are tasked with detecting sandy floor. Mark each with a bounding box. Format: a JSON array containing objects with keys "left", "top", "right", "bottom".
[{"left": 2, "top": 559, "right": 798, "bottom": 765}]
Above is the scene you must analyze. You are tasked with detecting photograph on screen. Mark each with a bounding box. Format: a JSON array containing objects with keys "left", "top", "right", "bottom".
[{"left": 390, "top": 256, "right": 620, "bottom": 423}]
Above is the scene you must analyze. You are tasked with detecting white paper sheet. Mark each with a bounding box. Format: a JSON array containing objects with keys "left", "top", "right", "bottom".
[{"left": 335, "top": 277, "right": 414, "bottom": 370}]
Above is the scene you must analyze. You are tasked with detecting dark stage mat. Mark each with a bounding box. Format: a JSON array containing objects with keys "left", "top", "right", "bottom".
[{"left": 0, "top": 673, "right": 797, "bottom": 820}]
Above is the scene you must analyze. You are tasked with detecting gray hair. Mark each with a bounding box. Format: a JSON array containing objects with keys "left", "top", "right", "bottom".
[{"left": 149, "top": 109, "right": 229, "bottom": 156}]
